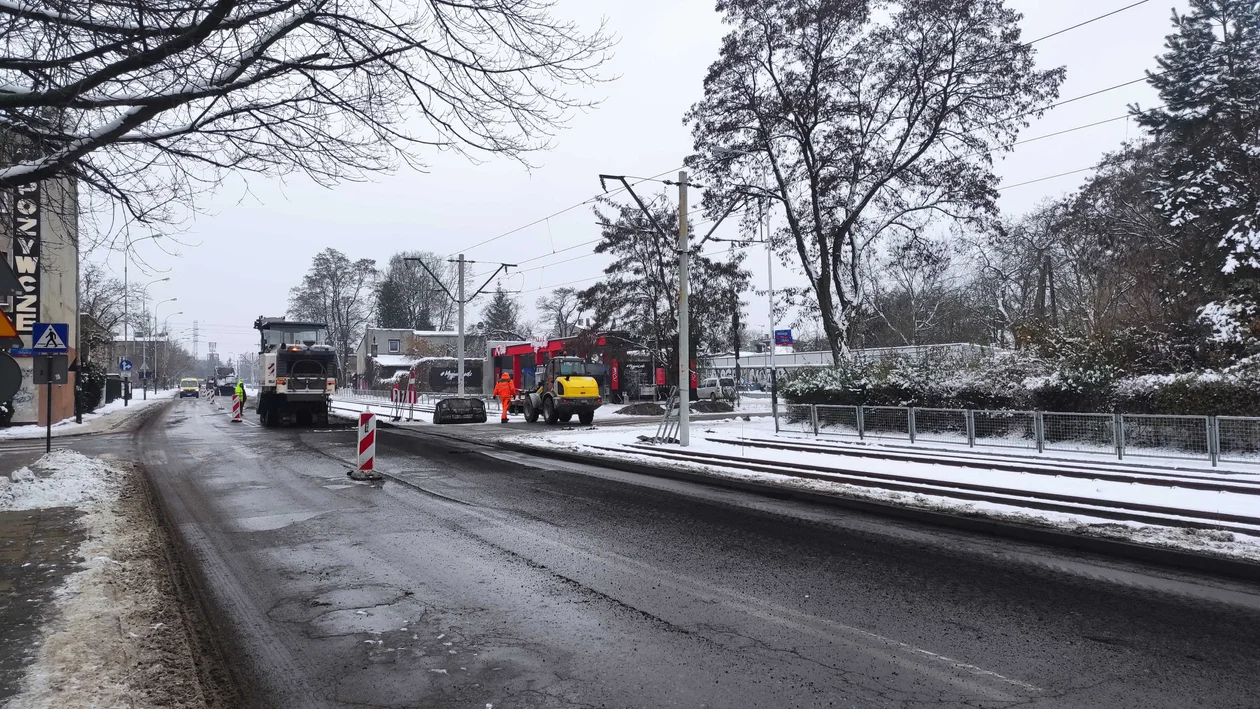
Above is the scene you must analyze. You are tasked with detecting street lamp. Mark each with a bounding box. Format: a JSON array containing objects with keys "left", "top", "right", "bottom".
[
  {"left": 152, "top": 299, "right": 177, "bottom": 394},
  {"left": 123, "top": 275, "right": 170, "bottom": 405},
  {"left": 712, "top": 147, "right": 779, "bottom": 424}
]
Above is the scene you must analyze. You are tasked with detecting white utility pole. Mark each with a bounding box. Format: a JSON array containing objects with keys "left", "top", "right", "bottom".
[
  {"left": 123, "top": 244, "right": 129, "bottom": 406},
  {"left": 677, "top": 170, "right": 690, "bottom": 446},
  {"left": 763, "top": 180, "right": 777, "bottom": 426},
  {"left": 457, "top": 253, "right": 466, "bottom": 396}
]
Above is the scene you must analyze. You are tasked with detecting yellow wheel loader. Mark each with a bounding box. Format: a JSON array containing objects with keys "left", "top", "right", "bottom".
[{"left": 510, "top": 356, "right": 603, "bottom": 425}]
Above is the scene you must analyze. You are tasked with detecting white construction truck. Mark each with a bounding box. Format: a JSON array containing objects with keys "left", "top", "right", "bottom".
[{"left": 253, "top": 316, "right": 338, "bottom": 427}]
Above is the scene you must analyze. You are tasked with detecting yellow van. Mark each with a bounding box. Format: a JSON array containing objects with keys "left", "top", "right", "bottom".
[{"left": 180, "top": 378, "right": 200, "bottom": 398}]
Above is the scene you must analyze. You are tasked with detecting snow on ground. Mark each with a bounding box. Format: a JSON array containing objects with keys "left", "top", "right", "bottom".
[
  {"left": 514, "top": 419, "right": 1260, "bottom": 562},
  {"left": 3, "top": 450, "right": 211, "bottom": 709},
  {"left": 0, "top": 389, "right": 177, "bottom": 440},
  {"left": 0, "top": 450, "right": 121, "bottom": 511}
]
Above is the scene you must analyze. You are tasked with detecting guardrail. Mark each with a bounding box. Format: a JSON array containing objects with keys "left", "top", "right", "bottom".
[{"left": 783, "top": 402, "right": 1260, "bottom": 467}]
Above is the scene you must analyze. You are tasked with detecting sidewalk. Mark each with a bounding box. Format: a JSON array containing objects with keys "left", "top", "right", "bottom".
[
  {"left": 508, "top": 418, "right": 1260, "bottom": 565},
  {"left": 0, "top": 450, "right": 214, "bottom": 708},
  {"left": 0, "top": 391, "right": 177, "bottom": 441}
]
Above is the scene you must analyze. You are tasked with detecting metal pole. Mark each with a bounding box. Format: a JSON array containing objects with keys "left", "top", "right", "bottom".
[
  {"left": 44, "top": 358, "right": 51, "bottom": 453},
  {"left": 457, "top": 253, "right": 465, "bottom": 396},
  {"left": 764, "top": 191, "right": 777, "bottom": 433},
  {"left": 677, "top": 170, "right": 690, "bottom": 447},
  {"left": 123, "top": 242, "right": 129, "bottom": 406}
]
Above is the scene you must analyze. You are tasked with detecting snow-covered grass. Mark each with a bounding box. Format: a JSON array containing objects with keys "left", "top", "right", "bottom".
[
  {"left": 512, "top": 419, "right": 1260, "bottom": 562},
  {"left": 0, "top": 389, "right": 177, "bottom": 440}
]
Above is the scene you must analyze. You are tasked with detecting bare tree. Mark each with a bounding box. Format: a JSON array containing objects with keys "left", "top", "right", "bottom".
[
  {"left": 288, "top": 247, "right": 377, "bottom": 381},
  {"left": 536, "top": 287, "right": 581, "bottom": 339},
  {"left": 0, "top": 0, "right": 612, "bottom": 223},
  {"left": 687, "top": 0, "right": 1063, "bottom": 361},
  {"left": 375, "top": 251, "right": 457, "bottom": 331}
]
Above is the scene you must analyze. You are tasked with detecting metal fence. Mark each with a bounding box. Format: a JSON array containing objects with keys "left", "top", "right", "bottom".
[{"left": 779, "top": 402, "right": 1260, "bottom": 467}]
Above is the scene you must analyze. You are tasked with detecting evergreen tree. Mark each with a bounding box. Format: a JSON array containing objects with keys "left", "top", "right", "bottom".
[
  {"left": 1135, "top": 0, "right": 1260, "bottom": 346},
  {"left": 374, "top": 279, "right": 412, "bottom": 329},
  {"left": 481, "top": 285, "right": 523, "bottom": 339}
]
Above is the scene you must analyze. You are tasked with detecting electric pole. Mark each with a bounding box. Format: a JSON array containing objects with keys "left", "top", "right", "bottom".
[
  {"left": 457, "top": 254, "right": 466, "bottom": 395},
  {"left": 677, "top": 170, "right": 690, "bottom": 446},
  {"left": 405, "top": 255, "right": 514, "bottom": 397}
]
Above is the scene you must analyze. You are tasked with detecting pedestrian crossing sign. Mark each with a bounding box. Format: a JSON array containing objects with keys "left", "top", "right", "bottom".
[{"left": 32, "top": 322, "right": 69, "bottom": 353}]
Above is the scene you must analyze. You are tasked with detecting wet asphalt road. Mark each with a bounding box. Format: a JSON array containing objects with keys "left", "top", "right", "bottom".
[{"left": 135, "top": 396, "right": 1260, "bottom": 708}]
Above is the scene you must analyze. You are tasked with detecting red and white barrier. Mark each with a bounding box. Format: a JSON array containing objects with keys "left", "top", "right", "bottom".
[
  {"left": 350, "top": 412, "right": 381, "bottom": 480},
  {"left": 231, "top": 393, "right": 242, "bottom": 422}
]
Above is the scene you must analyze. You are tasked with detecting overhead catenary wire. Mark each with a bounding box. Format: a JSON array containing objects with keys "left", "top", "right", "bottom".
[
  {"left": 444, "top": 166, "right": 684, "bottom": 258},
  {"left": 997, "top": 166, "right": 1096, "bottom": 191},
  {"left": 1025, "top": 0, "right": 1153, "bottom": 46}
]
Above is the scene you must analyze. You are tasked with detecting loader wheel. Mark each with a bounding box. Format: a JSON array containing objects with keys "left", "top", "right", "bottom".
[
  {"left": 543, "top": 397, "right": 559, "bottom": 425},
  {"left": 559, "top": 413, "right": 573, "bottom": 423},
  {"left": 524, "top": 398, "right": 539, "bottom": 423},
  {"left": 578, "top": 410, "right": 594, "bottom": 426}
]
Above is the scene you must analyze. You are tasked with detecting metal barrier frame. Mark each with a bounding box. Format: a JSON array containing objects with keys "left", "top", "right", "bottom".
[{"left": 776, "top": 401, "right": 1260, "bottom": 468}]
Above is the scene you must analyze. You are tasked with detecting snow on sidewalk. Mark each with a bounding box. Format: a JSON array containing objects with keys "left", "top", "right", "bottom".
[
  {"left": 0, "top": 390, "right": 177, "bottom": 441},
  {"left": 2, "top": 450, "right": 212, "bottom": 708},
  {"left": 515, "top": 419, "right": 1260, "bottom": 563}
]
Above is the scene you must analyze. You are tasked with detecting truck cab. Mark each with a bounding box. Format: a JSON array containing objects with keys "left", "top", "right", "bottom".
[{"left": 254, "top": 317, "right": 338, "bottom": 427}]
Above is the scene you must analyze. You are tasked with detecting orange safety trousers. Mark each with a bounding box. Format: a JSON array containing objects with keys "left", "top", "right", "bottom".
[{"left": 499, "top": 397, "right": 511, "bottom": 420}]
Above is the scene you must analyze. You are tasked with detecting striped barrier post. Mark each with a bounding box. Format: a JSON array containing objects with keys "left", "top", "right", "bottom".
[
  {"left": 231, "top": 393, "right": 242, "bottom": 422},
  {"left": 349, "top": 412, "right": 382, "bottom": 480}
]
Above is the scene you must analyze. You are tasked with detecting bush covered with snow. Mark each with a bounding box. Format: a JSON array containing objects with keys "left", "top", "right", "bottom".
[{"left": 783, "top": 352, "right": 1260, "bottom": 416}]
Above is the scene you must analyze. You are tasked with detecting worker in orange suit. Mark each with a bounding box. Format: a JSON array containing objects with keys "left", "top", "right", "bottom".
[{"left": 493, "top": 372, "right": 517, "bottom": 424}]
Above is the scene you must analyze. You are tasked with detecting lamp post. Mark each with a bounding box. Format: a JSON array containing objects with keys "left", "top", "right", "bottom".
[
  {"left": 153, "top": 299, "right": 177, "bottom": 394},
  {"left": 124, "top": 276, "right": 169, "bottom": 405}
]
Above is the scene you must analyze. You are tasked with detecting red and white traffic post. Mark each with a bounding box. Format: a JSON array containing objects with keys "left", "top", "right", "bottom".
[
  {"left": 350, "top": 412, "right": 382, "bottom": 480},
  {"left": 230, "top": 392, "right": 242, "bottom": 422}
]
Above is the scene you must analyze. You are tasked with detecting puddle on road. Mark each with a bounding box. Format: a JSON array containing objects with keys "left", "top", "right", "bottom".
[{"left": 234, "top": 511, "right": 323, "bottom": 532}]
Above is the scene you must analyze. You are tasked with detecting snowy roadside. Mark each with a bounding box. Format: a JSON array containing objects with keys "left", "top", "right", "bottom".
[
  {"left": 511, "top": 420, "right": 1260, "bottom": 564},
  {"left": 0, "top": 390, "right": 178, "bottom": 441},
  {"left": 1, "top": 451, "right": 215, "bottom": 709}
]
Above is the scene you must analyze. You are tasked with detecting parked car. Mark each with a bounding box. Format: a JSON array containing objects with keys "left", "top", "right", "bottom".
[
  {"left": 697, "top": 377, "right": 736, "bottom": 401},
  {"left": 433, "top": 397, "right": 487, "bottom": 424}
]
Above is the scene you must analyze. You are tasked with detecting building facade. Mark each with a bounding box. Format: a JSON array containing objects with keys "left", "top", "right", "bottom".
[{"left": 3, "top": 178, "right": 79, "bottom": 425}]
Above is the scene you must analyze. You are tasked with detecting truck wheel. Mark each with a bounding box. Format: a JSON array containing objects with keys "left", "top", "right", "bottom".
[
  {"left": 260, "top": 406, "right": 274, "bottom": 428},
  {"left": 524, "top": 398, "right": 539, "bottom": 423},
  {"left": 543, "top": 397, "right": 559, "bottom": 425},
  {"left": 578, "top": 410, "right": 594, "bottom": 426}
]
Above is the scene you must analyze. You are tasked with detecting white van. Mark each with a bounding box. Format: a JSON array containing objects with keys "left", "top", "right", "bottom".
[{"left": 697, "top": 377, "right": 735, "bottom": 401}]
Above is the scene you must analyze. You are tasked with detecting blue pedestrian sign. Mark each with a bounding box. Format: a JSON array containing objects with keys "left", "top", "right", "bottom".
[
  {"left": 119, "top": 359, "right": 133, "bottom": 372},
  {"left": 32, "top": 322, "right": 69, "bottom": 353}
]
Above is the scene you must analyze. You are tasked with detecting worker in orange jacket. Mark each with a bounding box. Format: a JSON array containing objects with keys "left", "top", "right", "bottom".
[{"left": 493, "top": 372, "right": 517, "bottom": 423}]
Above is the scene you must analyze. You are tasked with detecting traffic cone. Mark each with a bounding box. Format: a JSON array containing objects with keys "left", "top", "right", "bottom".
[{"left": 231, "top": 393, "right": 242, "bottom": 422}]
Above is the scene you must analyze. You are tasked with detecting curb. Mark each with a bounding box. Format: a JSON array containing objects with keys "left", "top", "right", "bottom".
[{"left": 493, "top": 439, "right": 1260, "bottom": 583}]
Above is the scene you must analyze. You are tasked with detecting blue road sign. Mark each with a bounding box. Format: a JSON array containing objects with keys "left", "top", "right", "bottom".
[
  {"left": 119, "top": 359, "right": 133, "bottom": 372},
  {"left": 774, "top": 329, "right": 794, "bottom": 346},
  {"left": 32, "top": 322, "right": 69, "bottom": 353}
]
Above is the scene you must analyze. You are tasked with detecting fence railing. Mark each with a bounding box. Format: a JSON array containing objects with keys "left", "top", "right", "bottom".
[{"left": 781, "top": 403, "right": 1260, "bottom": 467}]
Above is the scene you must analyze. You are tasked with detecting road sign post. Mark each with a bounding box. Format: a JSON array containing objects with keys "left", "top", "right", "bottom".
[
  {"left": 119, "top": 359, "right": 133, "bottom": 407},
  {"left": 32, "top": 324, "right": 70, "bottom": 454}
]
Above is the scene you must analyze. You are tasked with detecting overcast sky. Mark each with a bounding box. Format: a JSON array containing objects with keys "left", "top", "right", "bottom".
[{"left": 100, "top": 0, "right": 1190, "bottom": 365}]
